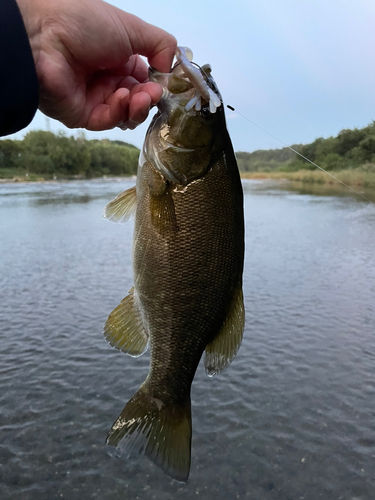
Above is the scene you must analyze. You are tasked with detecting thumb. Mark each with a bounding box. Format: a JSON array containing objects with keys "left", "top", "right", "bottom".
[{"left": 115, "top": 10, "right": 177, "bottom": 72}]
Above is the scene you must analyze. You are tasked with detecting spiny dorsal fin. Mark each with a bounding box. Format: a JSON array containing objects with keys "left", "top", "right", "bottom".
[
  {"left": 104, "top": 287, "right": 148, "bottom": 357},
  {"left": 106, "top": 383, "right": 192, "bottom": 482},
  {"left": 204, "top": 286, "right": 245, "bottom": 377},
  {"left": 103, "top": 186, "right": 137, "bottom": 223}
]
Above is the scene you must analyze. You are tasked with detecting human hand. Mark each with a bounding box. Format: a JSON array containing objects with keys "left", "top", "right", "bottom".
[{"left": 16, "top": 0, "right": 176, "bottom": 131}]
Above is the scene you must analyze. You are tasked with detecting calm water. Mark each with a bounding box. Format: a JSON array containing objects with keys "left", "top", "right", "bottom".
[{"left": 1, "top": 178, "right": 375, "bottom": 500}]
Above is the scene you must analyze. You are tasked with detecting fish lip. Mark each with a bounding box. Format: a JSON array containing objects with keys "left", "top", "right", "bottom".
[
  {"left": 149, "top": 58, "right": 222, "bottom": 117},
  {"left": 173, "top": 47, "right": 222, "bottom": 113},
  {"left": 149, "top": 65, "right": 220, "bottom": 103}
]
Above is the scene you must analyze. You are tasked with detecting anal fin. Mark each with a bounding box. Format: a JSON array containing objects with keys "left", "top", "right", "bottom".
[
  {"left": 104, "top": 287, "right": 148, "bottom": 357},
  {"left": 103, "top": 186, "right": 137, "bottom": 223},
  {"left": 204, "top": 286, "right": 245, "bottom": 377}
]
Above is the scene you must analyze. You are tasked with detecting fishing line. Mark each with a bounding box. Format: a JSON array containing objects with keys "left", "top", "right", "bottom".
[{"left": 226, "top": 104, "right": 373, "bottom": 203}]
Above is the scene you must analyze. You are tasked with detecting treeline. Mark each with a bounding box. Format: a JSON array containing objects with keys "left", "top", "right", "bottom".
[
  {"left": 237, "top": 121, "right": 375, "bottom": 173},
  {"left": 236, "top": 145, "right": 302, "bottom": 172},
  {"left": 0, "top": 130, "right": 140, "bottom": 179},
  {"left": 2, "top": 121, "right": 375, "bottom": 180}
]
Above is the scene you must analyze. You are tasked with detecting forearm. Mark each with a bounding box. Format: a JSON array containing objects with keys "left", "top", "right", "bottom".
[{"left": 0, "top": 0, "right": 39, "bottom": 136}]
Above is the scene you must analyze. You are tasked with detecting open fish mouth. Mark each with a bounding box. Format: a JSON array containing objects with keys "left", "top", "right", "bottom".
[
  {"left": 173, "top": 47, "right": 222, "bottom": 114},
  {"left": 145, "top": 47, "right": 225, "bottom": 185},
  {"left": 150, "top": 47, "right": 222, "bottom": 114}
]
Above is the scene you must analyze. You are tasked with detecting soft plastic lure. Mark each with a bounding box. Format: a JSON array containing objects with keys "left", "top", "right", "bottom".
[{"left": 174, "top": 47, "right": 221, "bottom": 114}]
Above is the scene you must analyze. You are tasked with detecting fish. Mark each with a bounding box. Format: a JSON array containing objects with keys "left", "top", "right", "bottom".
[{"left": 103, "top": 47, "right": 245, "bottom": 481}]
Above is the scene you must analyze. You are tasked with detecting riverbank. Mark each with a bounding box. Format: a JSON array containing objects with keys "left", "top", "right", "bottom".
[
  {"left": 2, "top": 168, "right": 375, "bottom": 189},
  {"left": 0, "top": 173, "right": 135, "bottom": 184},
  {"left": 0, "top": 168, "right": 79, "bottom": 183},
  {"left": 241, "top": 168, "right": 375, "bottom": 188}
]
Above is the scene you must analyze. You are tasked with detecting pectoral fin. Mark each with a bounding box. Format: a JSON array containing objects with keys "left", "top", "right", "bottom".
[
  {"left": 103, "top": 186, "right": 137, "bottom": 223},
  {"left": 104, "top": 287, "right": 148, "bottom": 357},
  {"left": 204, "top": 286, "right": 245, "bottom": 377},
  {"left": 149, "top": 184, "right": 178, "bottom": 235}
]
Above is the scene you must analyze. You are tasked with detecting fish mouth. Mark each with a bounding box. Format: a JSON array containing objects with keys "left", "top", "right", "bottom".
[{"left": 149, "top": 47, "right": 222, "bottom": 114}]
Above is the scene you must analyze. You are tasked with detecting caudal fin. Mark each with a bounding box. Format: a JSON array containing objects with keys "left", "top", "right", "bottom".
[{"left": 106, "top": 384, "right": 192, "bottom": 482}]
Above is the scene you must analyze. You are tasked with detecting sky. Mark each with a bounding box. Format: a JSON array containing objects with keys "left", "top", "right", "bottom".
[{"left": 7, "top": 0, "right": 375, "bottom": 153}]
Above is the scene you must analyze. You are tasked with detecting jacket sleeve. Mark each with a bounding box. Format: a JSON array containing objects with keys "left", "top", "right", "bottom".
[{"left": 0, "top": 0, "right": 39, "bottom": 136}]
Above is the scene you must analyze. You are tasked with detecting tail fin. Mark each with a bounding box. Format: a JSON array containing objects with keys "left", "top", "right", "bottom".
[{"left": 106, "top": 384, "right": 192, "bottom": 482}]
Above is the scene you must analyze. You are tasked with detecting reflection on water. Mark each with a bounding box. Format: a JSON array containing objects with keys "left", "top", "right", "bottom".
[
  {"left": 30, "top": 194, "right": 94, "bottom": 207},
  {"left": 1, "top": 178, "right": 375, "bottom": 500},
  {"left": 279, "top": 179, "right": 371, "bottom": 200},
  {"left": 0, "top": 178, "right": 136, "bottom": 207}
]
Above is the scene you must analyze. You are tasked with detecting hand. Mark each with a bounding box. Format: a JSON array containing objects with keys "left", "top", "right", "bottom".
[{"left": 16, "top": 0, "right": 176, "bottom": 131}]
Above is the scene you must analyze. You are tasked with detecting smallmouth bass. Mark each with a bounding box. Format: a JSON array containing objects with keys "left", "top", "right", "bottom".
[{"left": 103, "top": 47, "right": 245, "bottom": 481}]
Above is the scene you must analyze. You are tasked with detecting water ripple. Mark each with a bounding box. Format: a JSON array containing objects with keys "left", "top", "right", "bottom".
[{"left": 1, "top": 179, "right": 375, "bottom": 499}]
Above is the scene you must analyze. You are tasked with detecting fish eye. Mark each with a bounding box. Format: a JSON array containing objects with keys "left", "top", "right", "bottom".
[{"left": 200, "top": 107, "right": 211, "bottom": 118}]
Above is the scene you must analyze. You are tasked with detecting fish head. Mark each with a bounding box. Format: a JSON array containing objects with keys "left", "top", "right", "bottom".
[{"left": 145, "top": 50, "right": 227, "bottom": 186}]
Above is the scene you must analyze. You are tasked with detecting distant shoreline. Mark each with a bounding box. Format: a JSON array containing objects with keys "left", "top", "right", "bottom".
[
  {"left": 1, "top": 169, "right": 375, "bottom": 190},
  {"left": 0, "top": 175, "right": 136, "bottom": 185},
  {"left": 241, "top": 169, "right": 375, "bottom": 189}
]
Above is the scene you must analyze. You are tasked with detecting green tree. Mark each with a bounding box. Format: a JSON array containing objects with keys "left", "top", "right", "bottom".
[
  {"left": 335, "top": 128, "right": 365, "bottom": 156},
  {"left": 0, "top": 139, "right": 23, "bottom": 169}
]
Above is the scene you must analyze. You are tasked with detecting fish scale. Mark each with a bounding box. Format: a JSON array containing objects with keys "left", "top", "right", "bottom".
[{"left": 134, "top": 156, "right": 243, "bottom": 391}]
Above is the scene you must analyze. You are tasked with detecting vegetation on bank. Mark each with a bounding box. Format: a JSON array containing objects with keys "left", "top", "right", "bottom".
[
  {"left": 236, "top": 145, "right": 302, "bottom": 173},
  {"left": 1, "top": 121, "right": 375, "bottom": 187},
  {"left": 236, "top": 121, "right": 375, "bottom": 187},
  {"left": 241, "top": 168, "right": 375, "bottom": 189},
  {"left": 0, "top": 130, "right": 139, "bottom": 181},
  {"left": 236, "top": 121, "right": 375, "bottom": 174}
]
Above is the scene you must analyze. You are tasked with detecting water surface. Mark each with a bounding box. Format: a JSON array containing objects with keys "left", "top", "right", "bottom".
[{"left": 1, "top": 178, "right": 375, "bottom": 499}]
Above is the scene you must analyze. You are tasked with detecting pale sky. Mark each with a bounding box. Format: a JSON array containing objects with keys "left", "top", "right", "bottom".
[{"left": 7, "top": 0, "right": 375, "bottom": 153}]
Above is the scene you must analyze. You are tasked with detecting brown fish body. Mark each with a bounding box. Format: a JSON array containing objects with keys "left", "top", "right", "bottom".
[
  {"left": 103, "top": 49, "right": 244, "bottom": 481},
  {"left": 134, "top": 136, "right": 244, "bottom": 404}
]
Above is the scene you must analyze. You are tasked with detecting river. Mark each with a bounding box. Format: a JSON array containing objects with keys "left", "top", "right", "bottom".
[{"left": 1, "top": 178, "right": 375, "bottom": 499}]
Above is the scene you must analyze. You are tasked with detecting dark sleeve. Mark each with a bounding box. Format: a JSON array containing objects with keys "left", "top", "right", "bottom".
[{"left": 0, "top": 0, "right": 39, "bottom": 136}]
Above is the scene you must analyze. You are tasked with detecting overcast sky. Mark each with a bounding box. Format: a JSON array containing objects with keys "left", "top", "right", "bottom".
[{"left": 7, "top": 0, "right": 375, "bottom": 153}]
